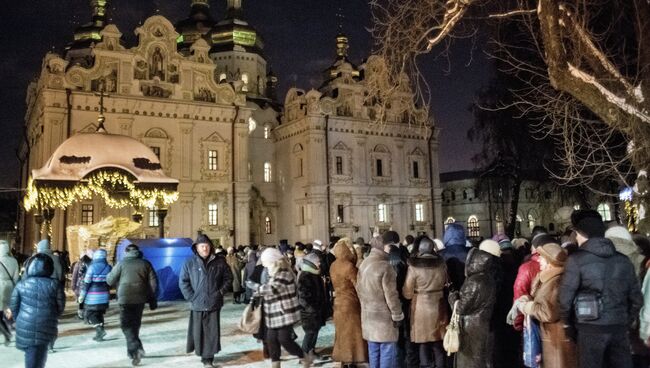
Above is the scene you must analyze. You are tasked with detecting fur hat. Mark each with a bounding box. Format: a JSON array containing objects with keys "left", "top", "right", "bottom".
[
  {"left": 571, "top": 209, "right": 605, "bottom": 238},
  {"left": 537, "top": 242, "right": 567, "bottom": 266},
  {"left": 605, "top": 225, "right": 633, "bottom": 242},
  {"left": 479, "top": 239, "right": 501, "bottom": 258},
  {"left": 382, "top": 230, "right": 400, "bottom": 245},
  {"left": 261, "top": 247, "right": 284, "bottom": 268}
]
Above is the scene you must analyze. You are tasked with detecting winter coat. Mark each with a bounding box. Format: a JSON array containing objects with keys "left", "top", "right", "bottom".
[
  {"left": 225, "top": 253, "right": 243, "bottom": 293},
  {"left": 297, "top": 269, "right": 327, "bottom": 331},
  {"left": 258, "top": 259, "right": 301, "bottom": 329},
  {"left": 0, "top": 242, "right": 19, "bottom": 310},
  {"left": 609, "top": 236, "right": 645, "bottom": 281},
  {"left": 106, "top": 249, "right": 158, "bottom": 305},
  {"left": 80, "top": 249, "right": 112, "bottom": 308},
  {"left": 441, "top": 224, "right": 469, "bottom": 291},
  {"left": 402, "top": 254, "right": 448, "bottom": 342},
  {"left": 330, "top": 242, "right": 368, "bottom": 364},
  {"left": 356, "top": 248, "right": 404, "bottom": 343},
  {"left": 522, "top": 266, "right": 577, "bottom": 368},
  {"left": 9, "top": 255, "right": 65, "bottom": 350},
  {"left": 179, "top": 247, "right": 232, "bottom": 312},
  {"left": 449, "top": 248, "right": 497, "bottom": 368},
  {"left": 640, "top": 265, "right": 650, "bottom": 342},
  {"left": 559, "top": 237, "right": 643, "bottom": 332},
  {"left": 71, "top": 255, "right": 91, "bottom": 297},
  {"left": 512, "top": 253, "right": 541, "bottom": 331}
]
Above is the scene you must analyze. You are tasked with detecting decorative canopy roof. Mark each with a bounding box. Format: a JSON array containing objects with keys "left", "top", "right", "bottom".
[
  {"left": 31, "top": 132, "right": 178, "bottom": 187},
  {"left": 208, "top": 0, "right": 264, "bottom": 56}
]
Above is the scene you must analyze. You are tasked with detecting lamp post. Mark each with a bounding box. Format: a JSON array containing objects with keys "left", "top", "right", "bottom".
[{"left": 157, "top": 208, "right": 168, "bottom": 238}]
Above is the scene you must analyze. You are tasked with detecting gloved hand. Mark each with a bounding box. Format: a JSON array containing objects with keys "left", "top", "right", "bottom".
[
  {"left": 515, "top": 296, "right": 531, "bottom": 313},
  {"left": 563, "top": 324, "right": 577, "bottom": 343},
  {"left": 506, "top": 303, "right": 519, "bottom": 325},
  {"left": 245, "top": 280, "right": 260, "bottom": 291},
  {"left": 393, "top": 320, "right": 403, "bottom": 329},
  {"left": 448, "top": 291, "right": 460, "bottom": 306}
]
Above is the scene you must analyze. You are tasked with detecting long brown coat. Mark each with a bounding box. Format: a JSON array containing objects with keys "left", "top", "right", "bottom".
[
  {"left": 522, "top": 267, "right": 577, "bottom": 368},
  {"left": 330, "top": 243, "right": 368, "bottom": 364},
  {"left": 356, "top": 248, "right": 404, "bottom": 343},
  {"left": 402, "top": 254, "right": 448, "bottom": 343}
]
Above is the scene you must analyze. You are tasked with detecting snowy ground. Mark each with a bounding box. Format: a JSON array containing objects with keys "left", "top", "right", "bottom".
[{"left": 2, "top": 297, "right": 339, "bottom": 368}]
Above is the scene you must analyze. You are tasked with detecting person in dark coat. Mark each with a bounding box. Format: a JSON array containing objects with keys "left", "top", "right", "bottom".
[
  {"left": 298, "top": 252, "right": 327, "bottom": 356},
  {"left": 440, "top": 223, "right": 469, "bottom": 291},
  {"left": 559, "top": 210, "right": 643, "bottom": 368},
  {"left": 7, "top": 253, "right": 65, "bottom": 368},
  {"left": 179, "top": 234, "right": 232, "bottom": 368},
  {"left": 107, "top": 244, "right": 158, "bottom": 366},
  {"left": 448, "top": 246, "right": 498, "bottom": 368},
  {"left": 79, "top": 248, "right": 112, "bottom": 342}
]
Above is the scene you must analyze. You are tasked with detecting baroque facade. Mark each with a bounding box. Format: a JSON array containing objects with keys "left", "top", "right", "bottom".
[
  {"left": 440, "top": 171, "right": 616, "bottom": 239},
  {"left": 18, "top": 0, "right": 442, "bottom": 251}
]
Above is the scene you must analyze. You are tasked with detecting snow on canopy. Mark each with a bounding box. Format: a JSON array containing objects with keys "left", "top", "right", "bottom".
[{"left": 32, "top": 132, "right": 178, "bottom": 185}]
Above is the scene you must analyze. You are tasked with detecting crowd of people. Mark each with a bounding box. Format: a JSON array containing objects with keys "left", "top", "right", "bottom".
[{"left": 1, "top": 208, "right": 650, "bottom": 368}]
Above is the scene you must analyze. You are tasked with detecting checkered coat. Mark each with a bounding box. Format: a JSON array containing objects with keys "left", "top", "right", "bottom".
[{"left": 259, "top": 262, "right": 301, "bottom": 329}]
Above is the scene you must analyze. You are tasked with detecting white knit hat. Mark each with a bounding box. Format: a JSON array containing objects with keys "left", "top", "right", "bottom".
[
  {"left": 312, "top": 239, "right": 323, "bottom": 251},
  {"left": 261, "top": 248, "right": 284, "bottom": 268},
  {"left": 605, "top": 225, "right": 633, "bottom": 241},
  {"left": 479, "top": 239, "right": 502, "bottom": 257},
  {"left": 433, "top": 239, "right": 445, "bottom": 251}
]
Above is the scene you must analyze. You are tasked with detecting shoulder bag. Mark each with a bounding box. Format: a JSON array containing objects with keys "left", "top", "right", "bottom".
[
  {"left": 443, "top": 300, "right": 460, "bottom": 355},
  {"left": 239, "top": 298, "right": 262, "bottom": 334}
]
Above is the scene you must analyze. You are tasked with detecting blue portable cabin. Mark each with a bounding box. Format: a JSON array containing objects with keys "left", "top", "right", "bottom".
[{"left": 115, "top": 238, "right": 194, "bottom": 301}]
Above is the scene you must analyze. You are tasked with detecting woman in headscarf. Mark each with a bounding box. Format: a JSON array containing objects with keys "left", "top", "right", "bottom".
[{"left": 330, "top": 237, "right": 368, "bottom": 367}]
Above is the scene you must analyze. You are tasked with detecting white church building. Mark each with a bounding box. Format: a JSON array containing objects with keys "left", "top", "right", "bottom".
[{"left": 18, "top": 0, "right": 443, "bottom": 251}]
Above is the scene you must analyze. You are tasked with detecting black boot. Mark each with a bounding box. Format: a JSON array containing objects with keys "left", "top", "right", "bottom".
[{"left": 93, "top": 325, "right": 106, "bottom": 341}]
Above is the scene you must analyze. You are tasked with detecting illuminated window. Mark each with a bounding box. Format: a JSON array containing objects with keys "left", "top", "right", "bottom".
[
  {"left": 336, "top": 156, "right": 343, "bottom": 175},
  {"left": 415, "top": 203, "right": 424, "bottom": 222},
  {"left": 241, "top": 73, "right": 249, "bottom": 91},
  {"left": 264, "top": 162, "right": 272, "bottom": 182},
  {"left": 208, "top": 203, "right": 218, "bottom": 226},
  {"left": 378, "top": 203, "right": 388, "bottom": 222},
  {"left": 597, "top": 203, "right": 612, "bottom": 221},
  {"left": 150, "top": 146, "right": 160, "bottom": 160},
  {"left": 81, "top": 204, "right": 94, "bottom": 225},
  {"left": 219, "top": 73, "right": 227, "bottom": 82},
  {"left": 573, "top": 204, "right": 581, "bottom": 210},
  {"left": 208, "top": 150, "right": 218, "bottom": 170},
  {"left": 445, "top": 217, "right": 455, "bottom": 224},
  {"left": 148, "top": 207, "right": 159, "bottom": 227},
  {"left": 376, "top": 159, "right": 383, "bottom": 177},
  {"left": 337, "top": 205, "right": 344, "bottom": 223},
  {"left": 264, "top": 125, "right": 271, "bottom": 139},
  {"left": 528, "top": 214, "right": 536, "bottom": 230},
  {"left": 248, "top": 116, "right": 257, "bottom": 133},
  {"left": 413, "top": 161, "right": 420, "bottom": 178},
  {"left": 265, "top": 216, "right": 272, "bottom": 234},
  {"left": 468, "top": 215, "right": 480, "bottom": 237}
]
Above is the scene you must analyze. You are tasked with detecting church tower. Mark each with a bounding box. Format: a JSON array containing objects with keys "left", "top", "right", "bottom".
[
  {"left": 208, "top": 0, "right": 268, "bottom": 97},
  {"left": 175, "top": 0, "right": 216, "bottom": 56},
  {"left": 64, "top": 0, "right": 110, "bottom": 67}
]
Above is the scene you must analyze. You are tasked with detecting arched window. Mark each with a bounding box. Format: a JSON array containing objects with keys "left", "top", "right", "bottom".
[
  {"left": 468, "top": 215, "right": 480, "bottom": 237},
  {"left": 219, "top": 73, "right": 227, "bottom": 82},
  {"left": 265, "top": 216, "right": 272, "bottom": 234},
  {"left": 445, "top": 217, "right": 456, "bottom": 224},
  {"left": 597, "top": 203, "right": 612, "bottom": 221},
  {"left": 463, "top": 190, "right": 468, "bottom": 200},
  {"left": 264, "top": 162, "right": 272, "bottom": 182},
  {"left": 264, "top": 124, "right": 271, "bottom": 139},
  {"left": 528, "top": 213, "right": 536, "bottom": 230},
  {"left": 241, "top": 73, "right": 249, "bottom": 91},
  {"left": 378, "top": 203, "right": 388, "bottom": 222},
  {"left": 248, "top": 116, "right": 257, "bottom": 133},
  {"left": 450, "top": 191, "right": 456, "bottom": 201}
]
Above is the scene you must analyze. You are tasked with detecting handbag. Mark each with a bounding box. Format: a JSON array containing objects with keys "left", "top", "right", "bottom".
[
  {"left": 238, "top": 299, "right": 262, "bottom": 334},
  {"left": 523, "top": 315, "right": 542, "bottom": 368},
  {"left": 443, "top": 300, "right": 460, "bottom": 355},
  {"left": 574, "top": 292, "right": 601, "bottom": 322}
]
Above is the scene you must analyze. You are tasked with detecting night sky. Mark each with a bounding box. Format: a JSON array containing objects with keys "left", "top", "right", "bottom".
[{"left": 0, "top": 0, "right": 491, "bottom": 188}]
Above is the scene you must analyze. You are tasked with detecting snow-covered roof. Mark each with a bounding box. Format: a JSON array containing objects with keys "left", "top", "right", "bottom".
[{"left": 32, "top": 131, "right": 178, "bottom": 185}]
